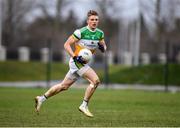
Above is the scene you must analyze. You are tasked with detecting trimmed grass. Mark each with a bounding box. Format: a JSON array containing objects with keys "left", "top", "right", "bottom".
[{"left": 0, "top": 87, "right": 180, "bottom": 127}]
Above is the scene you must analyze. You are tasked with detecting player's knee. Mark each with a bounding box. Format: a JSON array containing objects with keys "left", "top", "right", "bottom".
[
  {"left": 94, "top": 79, "right": 100, "bottom": 86},
  {"left": 91, "top": 79, "right": 100, "bottom": 88}
]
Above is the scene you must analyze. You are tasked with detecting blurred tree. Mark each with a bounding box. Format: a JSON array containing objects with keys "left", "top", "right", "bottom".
[
  {"left": 2, "top": 0, "right": 35, "bottom": 49},
  {"left": 25, "top": 17, "right": 54, "bottom": 51},
  {"left": 2, "top": 0, "right": 180, "bottom": 63},
  {"left": 25, "top": 0, "right": 77, "bottom": 53},
  {"left": 64, "top": 10, "right": 78, "bottom": 34},
  {"left": 154, "top": 0, "right": 180, "bottom": 60},
  {"left": 154, "top": 0, "right": 163, "bottom": 56},
  {"left": 95, "top": 0, "right": 119, "bottom": 51},
  {"left": 175, "top": 19, "right": 180, "bottom": 33}
]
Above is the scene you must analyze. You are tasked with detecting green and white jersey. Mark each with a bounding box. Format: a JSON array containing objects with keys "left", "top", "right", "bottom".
[{"left": 72, "top": 26, "right": 104, "bottom": 55}]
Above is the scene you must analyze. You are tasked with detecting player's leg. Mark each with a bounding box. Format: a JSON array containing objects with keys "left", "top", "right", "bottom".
[
  {"left": 79, "top": 67, "right": 100, "bottom": 117},
  {"left": 83, "top": 68, "right": 100, "bottom": 102},
  {"left": 35, "top": 72, "right": 77, "bottom": 113},
  {"left": 44, "top": 76, "right": 75, "bottom": 98}
]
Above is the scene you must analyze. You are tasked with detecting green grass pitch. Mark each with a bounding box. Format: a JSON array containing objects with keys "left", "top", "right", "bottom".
[{"left": 0, "top": 87, "right": 180, "bottom": 127}]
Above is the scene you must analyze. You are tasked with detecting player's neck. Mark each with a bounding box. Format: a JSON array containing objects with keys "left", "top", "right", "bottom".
[{"left": 87, "top": 25, "right": 96, "bottom": 32}]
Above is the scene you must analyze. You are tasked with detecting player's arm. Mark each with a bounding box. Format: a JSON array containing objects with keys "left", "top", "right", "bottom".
[
  {"left": 64, "top": 35, "right": 86, "bottom": 64},
  {"left": 98, "top": 39, "right": 107, "bottom": 52},
  {"left": 64, "top": 35, "right": 79, "bottom": 57}
]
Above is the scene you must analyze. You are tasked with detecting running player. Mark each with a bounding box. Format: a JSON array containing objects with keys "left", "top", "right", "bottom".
[{"left": 35, "top": 10, "right": 107, "bottom": 117}]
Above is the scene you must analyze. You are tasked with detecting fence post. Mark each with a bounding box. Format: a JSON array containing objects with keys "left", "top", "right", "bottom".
[
  {"left": 141, "top": 53, "right": 150, "bottom": 65},
  {"left": 0, "top": 46, "right": 6, "bottom": 61},
  {"left": 176, "top": 51, "right": 180, "bottom": 64},
  {"left": 18, "top": 47, "right": 30, "bottom": 62},
  {"left": 41, "top": 48, "right": 49, "bottom": 63},
  {"left": 123, "top": 51, "right": 132, "bottom": 66},
  {"left": 158, "top": 53, "right": 166, "bottom": 64},
  {"left": 46, "top": 41, "right": 52, "bottom": 88},
  {"left": 104, "top": 51, "right": 109, "bottom": 87},
  {"left": 164, "top": 41, "right": 169, "bottom": 92}
]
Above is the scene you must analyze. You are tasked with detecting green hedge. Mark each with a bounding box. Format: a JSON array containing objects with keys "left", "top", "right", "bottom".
[
  {"left": 105, "top": 64, "right": 180, "bottom": 85},
  {"left": 0, "top": 61, "right": 68, "bottom": 81},
  {"left": 0, "top": 61, "right": 180, "bottom": 85}
]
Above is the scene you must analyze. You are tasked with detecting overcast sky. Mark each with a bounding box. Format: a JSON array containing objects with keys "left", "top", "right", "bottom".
[
  {"left": 28, "top": 0, "right": 140, "bottom": 22},
  {"left": 26, "top": 0, "right": 180, "bottom": 27}
]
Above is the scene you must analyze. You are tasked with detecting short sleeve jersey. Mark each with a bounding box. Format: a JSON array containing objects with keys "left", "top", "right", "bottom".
[{"left": 72, "top": 26, "right": 104, "bottom": 56}]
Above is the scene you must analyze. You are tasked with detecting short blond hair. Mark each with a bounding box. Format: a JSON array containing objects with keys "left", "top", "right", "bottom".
[{"left": 87, "top": 10, "right": 98, "bottom": 17}]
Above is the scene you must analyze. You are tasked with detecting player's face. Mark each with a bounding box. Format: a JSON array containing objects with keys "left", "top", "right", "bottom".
[{"left": 87, "top": 15, "right": 99, "bottom": 30}]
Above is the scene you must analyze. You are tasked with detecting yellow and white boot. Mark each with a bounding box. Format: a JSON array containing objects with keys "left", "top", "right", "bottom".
[
  {"left": 79, "top": 105, "right": 94, "bottom": 117},
  {"left": 35, "top": 95, "right": 47, "bottom": 113}
]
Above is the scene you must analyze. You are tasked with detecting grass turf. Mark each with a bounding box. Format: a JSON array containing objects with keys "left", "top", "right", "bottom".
[{"left": 0, "top": 87, "right": 180, "bottom": 127}]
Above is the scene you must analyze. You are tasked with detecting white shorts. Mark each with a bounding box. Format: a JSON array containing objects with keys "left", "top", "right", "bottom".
[{"left": 65, "top": 58, "right": 90, "bottom": 80}]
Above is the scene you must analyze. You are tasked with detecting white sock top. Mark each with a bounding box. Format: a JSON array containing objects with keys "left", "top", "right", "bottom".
[
  {"left": 81, "top": 100, "right": 88, "bottom": 107},
  {"left": 40, "top": 95, "right": 47, "bottom": 102}
]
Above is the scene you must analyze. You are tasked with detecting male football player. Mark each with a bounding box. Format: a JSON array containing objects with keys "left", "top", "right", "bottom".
[{"left": 35, "top": 10, "right": 107, "bottom": 117}]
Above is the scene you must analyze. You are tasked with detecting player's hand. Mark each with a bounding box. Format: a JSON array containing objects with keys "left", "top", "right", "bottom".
[
  {"left": 73, "top": 56, "right": 86, "bottom": 65},
  {"left": 98, "top": 42, "right": 105, "bottom": 53}
]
